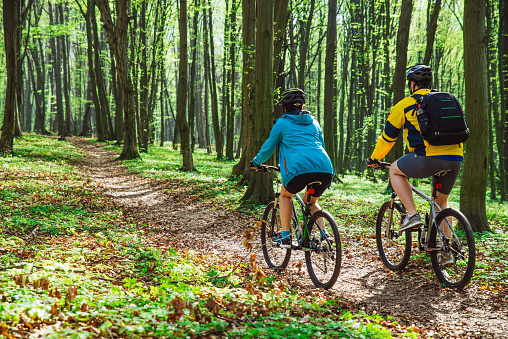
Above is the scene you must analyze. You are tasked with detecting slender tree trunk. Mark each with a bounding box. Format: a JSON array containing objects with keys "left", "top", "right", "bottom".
[
  {"left": 297, "top": 0, "right": 315, "bottom": 90},
  {"left": 324, "top": 0, "right": 337, "bottom": 171},
  {"left": 226, "top": 0, "right": 237, "bottom": 160},
  {"left": 96, "top": 0, "right": 140, "bottom": 160},
  {"left": 241, "top": 0, "right": 274, "bottom": 204},
  {"left": 460, "top": 0, "right": 491, "bottom": 232},
  {"left": 232, "top": 0, "right": 255, "bottom": 178},
  {"left": 49, "top": 4, "right": 65, "bottom": 137},
  {"left": 111, "top": 53, "right": 123, "bottom": 144},
  {"left": 139, "top": 0, "right": 149, "bottom": 152},
  {"left": 77, "top": 0, "right": 103, "bottom": 140},
  {"left": 160, "top": 61, "right": 165, "bottom": 147},
  {"left": 189, "top": 0, "right": 199, "bottom": 151},
  {"left": 92, "top": 4, "right": 112, "bottom": 140},
  {"left": 29, "top": 46, "right": 47, "bottom": 135},
  {"left": 273, "top": 0, "right": 289, "bottom": 89},
  {"left": 389, "top": 0, "right": 413, "bottom": 164},
  {"left": 423, "top": 0, "right": 442, "bottom": 65},
  {"left": 207, "top": 1, "right": 223, "bottom": 158},
  {"left": 499, "top": 0, "right": 508, "bottom": 200},
  {"left": 486, "top": 1, "right": 497, "bottom": 200},
  {"left": 58, "top": 5, "right": 72, "bottom": 137},
  {"left": 177, "top": 0, "right": 195, "bottom": 170},
  {"left": 81, "top": 80, "right": 93, "bottom": 136}
]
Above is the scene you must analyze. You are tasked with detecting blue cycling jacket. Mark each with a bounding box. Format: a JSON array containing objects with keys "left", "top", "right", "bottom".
[{"left": 252, "top": 110, "right": 334, "bottom": 188}]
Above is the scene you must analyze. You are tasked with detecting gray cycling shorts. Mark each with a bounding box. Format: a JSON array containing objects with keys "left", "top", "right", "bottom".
[{"left": 396, "top": 153, "right": 462, "bottom": 195}]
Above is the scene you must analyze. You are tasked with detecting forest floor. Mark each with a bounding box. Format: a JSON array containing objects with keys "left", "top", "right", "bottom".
[{"left": 69, "top": 137, "right": 508, "bottom": 338}]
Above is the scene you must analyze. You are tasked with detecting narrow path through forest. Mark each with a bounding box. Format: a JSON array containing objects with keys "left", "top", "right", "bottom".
[{"left": 71, "top": 137, "right": 507, "bottom": 339}]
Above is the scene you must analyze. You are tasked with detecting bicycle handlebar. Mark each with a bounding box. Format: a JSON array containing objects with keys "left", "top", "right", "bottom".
[
  {"left": 377, "top": 162, "right": 391, "bottom": 170},
  {"left": 250, "top": 164, "right": 280, "bottom": 173}
]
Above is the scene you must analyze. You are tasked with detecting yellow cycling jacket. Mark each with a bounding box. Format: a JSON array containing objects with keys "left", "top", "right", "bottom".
[{"left": 371, "top": 87, "right": 463, "bottom": 161}]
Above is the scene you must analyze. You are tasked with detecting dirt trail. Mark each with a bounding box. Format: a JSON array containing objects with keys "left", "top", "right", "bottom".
[{"left": 71, "top": 137, "right": 507, "bottom": 339}]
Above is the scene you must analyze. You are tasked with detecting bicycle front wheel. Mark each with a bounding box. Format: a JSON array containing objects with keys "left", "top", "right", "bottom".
[
  {"left": 260, "top": 201, "right": 291, "bottom": 270},
  {"left": 429, "top": 208, "right": 475, "bottom": 289},
  {"left": 304, "top": 210, "right": 341, "bottom": 289},
  {"left": 376, "top": 200, "right": 412, "bottom": 271}
]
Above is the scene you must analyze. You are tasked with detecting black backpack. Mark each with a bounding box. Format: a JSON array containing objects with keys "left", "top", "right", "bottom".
[{"left": 413, "top": 90, "right": 470, "bottom": 146}]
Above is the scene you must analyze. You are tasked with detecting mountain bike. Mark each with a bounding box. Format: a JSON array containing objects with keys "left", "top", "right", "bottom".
[
  {"left": 374, "top": 162, "right": 475, "bottom": 289},
  {"left": 254, "top": 164, "right": 341, "bottom": 289}
]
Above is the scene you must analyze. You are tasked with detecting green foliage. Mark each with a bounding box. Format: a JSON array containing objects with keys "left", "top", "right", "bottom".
[{"left": 1, "top": 136, "right": 507, "bottom": 338}]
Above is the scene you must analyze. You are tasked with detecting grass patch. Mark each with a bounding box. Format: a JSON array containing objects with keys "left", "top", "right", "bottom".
[{"left": 1, "top": 135, "right": 507, "bottom": 338}]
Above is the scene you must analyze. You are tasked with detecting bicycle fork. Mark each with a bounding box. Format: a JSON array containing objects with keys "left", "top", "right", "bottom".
[{"left": 386, "top": 192, "right": 398, "bottom": 238}]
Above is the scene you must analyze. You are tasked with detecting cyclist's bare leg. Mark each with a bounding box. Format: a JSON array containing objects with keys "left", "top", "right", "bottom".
[
  {"left": 435, "top": 191, "right": 452, "bottom": 239},
  {"left": 280, "top": 185, "right": 295, "bottom": 232},
  {"left": 390, "top": 160, "right": 418, "bottom": 215},
  {"left": 302, "top": 190, "right": 324, "bottom": 228}
]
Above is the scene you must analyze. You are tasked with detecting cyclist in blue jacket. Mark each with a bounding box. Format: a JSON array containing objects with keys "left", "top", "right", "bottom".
[{"left": 250, "top": 88, "right": 334, "bottom": 248}]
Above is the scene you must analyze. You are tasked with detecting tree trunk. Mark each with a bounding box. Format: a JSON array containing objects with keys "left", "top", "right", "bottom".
[
  {"left": 241, "top": 0, "right": 275, "bottom": 204},
  {"left": 486, "top": 1, "right": 497, "bottom": 200},
  {"left": 423, "top": 0, "right": 442, "bottom": 65},
  {"left": 49, "top": 4, "right": 65, "bottom": 137},
  {"left": 0, "top": 0, "right": 18, "bottom": 153},
  {"left": 232, "top": 0, "right": 255, "bottom": 178},
  {"left": 226, "top": 0, "right": 238, "bottom": 160},
  {"left": 81, "top": 80, "right": 93, "bottom": 137},
  {"left": 297, "top": 0, "right": 315, "bottom": 90},
  {"left": 92, "top": 3, "right": 112, "bottom": 140},
  {"left": 96, "top": 0, "right": 140, "bottom": 160},
  {"left": 189, "top": 0, "right": 199, "bottom": 151},
  {"left": 272, "top": 0, "right": 289, "bottom": 89},
  {"left": 177, "top": 0, "right": 195, "bottom": 171},
  {"left": 460, "top": 0, "right": 491, "bottom": 232},
  {"left": 139, "top": 0, "right": 149, "bottom": 152},
  {"left": 77, "top": 0, "right": 103, "bottom": 140},
  {"left": 58, "top": 5, "right": 72, "bottom": 137},
  {"left": 29, "top": 45, "right": 47, "bottom": 135},
  {"left": 499, "top": 0, "right": 508, "bottom": 200},
  {"left": 324, "top": 0, "right": 337, "bottom": 171},
  {"left": 207, "top": 2, "right": 223, "bottom": 158},
  {"left": 160, "top": 60, "right": 165, "bottom": 147},
  {"left": 111, "top": 53, "right": 123, "bottom": 144},
  {"left": 389, "top": 0, "right": 413, "bottom": 164}
]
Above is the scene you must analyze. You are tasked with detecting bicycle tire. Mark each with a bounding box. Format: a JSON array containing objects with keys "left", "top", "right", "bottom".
[
  {"left": 376, "top": 200, "right": 412, "bottom": 271},
  {"left": 260, "top": 201, "right": 291, "bottom": 270},
  {"left": 429, "top": 208, "right": 475, "bottom": 289},
  {"left": 304, "top": 210, "right": 341, "bottom": 289}
]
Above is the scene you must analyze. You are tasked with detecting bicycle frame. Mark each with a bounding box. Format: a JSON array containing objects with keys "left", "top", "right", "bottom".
[
  {"left": 389, "top": 182, "right": 461, "bottom": 252},
  {"left": 290, "top": 193, "right": 313, "bottom": 249}
]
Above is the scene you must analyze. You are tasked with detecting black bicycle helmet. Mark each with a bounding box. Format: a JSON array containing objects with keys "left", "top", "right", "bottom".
[
  {"left": 406, "top": 64, "right": 433, "bottom": 82},
  {"left": 278, "top": 88, "right": 306, "bottom": 105}
]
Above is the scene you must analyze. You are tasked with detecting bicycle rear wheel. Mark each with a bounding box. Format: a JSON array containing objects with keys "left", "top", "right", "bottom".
[
  {"left": 376, "top": 200, "right": 412, "bottom": 271},
  {"left": 304, "top": 210, "right": 341, "bottom": 289},
  {"left": 429, "top": 208, "right": 475, "bottom": 289},
  {"left": 261, "top": 201, "right": 291, "bottom": 270}
]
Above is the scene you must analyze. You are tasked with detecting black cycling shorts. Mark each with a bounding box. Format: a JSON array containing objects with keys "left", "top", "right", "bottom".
[
  {"left": 285, "top": 172, "right": 333, "bottom": 196},
  {"left": 397, "top": 153, "right": 462, "bottom": 195}
]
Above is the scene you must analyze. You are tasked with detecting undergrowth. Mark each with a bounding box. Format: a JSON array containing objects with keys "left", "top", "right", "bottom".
[{"left": 0, "top": 135, "right": 507, "bottom": 338}]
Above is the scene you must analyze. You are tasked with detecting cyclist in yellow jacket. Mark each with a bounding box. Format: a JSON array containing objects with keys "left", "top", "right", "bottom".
[{"left": 367, "top": 65, "right": 463, "bottom": 254}]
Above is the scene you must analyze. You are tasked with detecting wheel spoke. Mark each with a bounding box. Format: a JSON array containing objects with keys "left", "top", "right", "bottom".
[
  {"left": 261, "top": 202, "right": 291, "bottom": 270},
  {"left": 430, "top": 209, "right": 475, "bottom": 289},
  {"left": 376, "top": 201, "right": 411, "bottom": 271},
  {"left": 304, "top": 211, "right": 341, "bottom": 289}
]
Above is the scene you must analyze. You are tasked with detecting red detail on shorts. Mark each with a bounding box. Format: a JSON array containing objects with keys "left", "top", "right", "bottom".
[
  {"left": 308, "top": 188, "right": 315, "bottom": 195},
  {"left": 436, "top": 183, "right": 442, "bottom": 189}
]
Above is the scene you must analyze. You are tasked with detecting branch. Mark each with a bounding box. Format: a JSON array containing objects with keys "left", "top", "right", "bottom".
[
  {"left": 75, "top": 0, "right": 87, "bottom": 18},
  {"left": 20, "top": 0, "right": 35, "bottom": 23}
]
